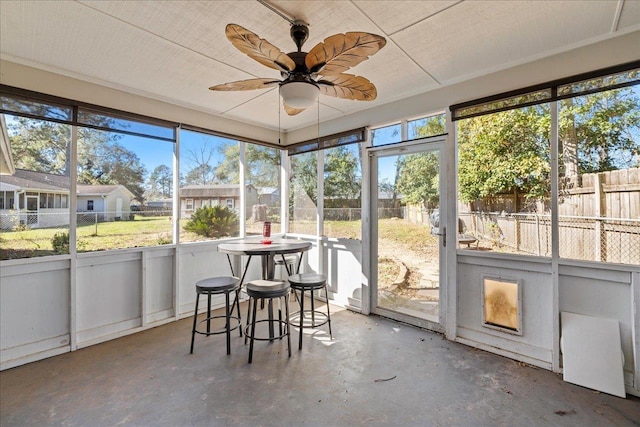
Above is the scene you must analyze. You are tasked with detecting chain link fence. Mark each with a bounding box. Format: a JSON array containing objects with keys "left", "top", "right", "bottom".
[
  {"left": 558, "top": 215, "right": 640, "bottom": 264},
  {"left": 1, "top": 211, "right": 174, "bottom": 259},
  {"left": 1, "top": 212, "right": 70, "bottom": 259},
  {"left": 324, "top": 208, "right": 362, "bottom": 221},
  {"left": 458, "top": 211, "right": 639, "bottom": 265}
]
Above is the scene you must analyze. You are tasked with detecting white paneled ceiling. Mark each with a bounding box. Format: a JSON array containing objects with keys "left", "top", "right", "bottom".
[{"left": 1, "top": 0, "right": 638, "bottom": 133}]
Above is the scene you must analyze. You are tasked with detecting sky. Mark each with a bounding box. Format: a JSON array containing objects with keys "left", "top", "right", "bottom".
[
  {"left": 130, "top": 118, "right": 408, "bottom": 182},
  {"left": 1, "top": 114, "right": 454, "bottom": 188}
]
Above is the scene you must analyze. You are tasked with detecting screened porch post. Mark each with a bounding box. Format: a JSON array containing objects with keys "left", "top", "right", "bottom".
[{"left": 280, "top": 150, "right": 290, "bottom": 235}]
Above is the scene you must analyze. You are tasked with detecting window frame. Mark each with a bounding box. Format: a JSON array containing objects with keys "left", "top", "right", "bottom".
[{"left": 453, "top": 63, "right": 639, "bottom": 265}]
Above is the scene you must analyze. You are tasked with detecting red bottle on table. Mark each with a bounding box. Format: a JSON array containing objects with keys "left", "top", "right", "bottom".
[{"left": 262, "top": 221, "right": 271, "bottom": 243}]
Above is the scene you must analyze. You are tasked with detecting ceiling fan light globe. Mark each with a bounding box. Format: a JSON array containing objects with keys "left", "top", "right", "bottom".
[{"left": 280, "top": 82, "right": 319, "bottom": 109}]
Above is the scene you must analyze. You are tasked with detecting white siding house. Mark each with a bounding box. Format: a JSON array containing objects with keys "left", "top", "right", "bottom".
[
  {"left": 0, "top": 169, "right": 135, "bottom": 228},
  {"left": 179, "top": 184, "right": 258, "bottom": 218},
  {"left": 0, "top": 169, "right": 70, "bottom": 229},
  {"left": 77, "top": 185, "right": 135, "bottom": 221}
]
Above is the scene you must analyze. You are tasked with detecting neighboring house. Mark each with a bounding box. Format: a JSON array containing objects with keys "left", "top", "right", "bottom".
[
  {"left": 0, "top": 169, "right": 70, "bottom": 229},
  {"left": 77, "top": 185, "right": 135, "bottom": 221},
  {"left": 179, "top": 184, "right": 257, "bottom": 218},
  {"left": 145, "top": 198, "right": 173, "bottom": 211},
  {"left": 0, "top": 169, "right": 134, "bottom": 229},
  {"left": 256, "top": 186, "right": 280, "bottom": 206},
  {"left": 378, "top": 190, "right": 402, "bottom": 208},
  {"left": 0, "top": 114, "right": 15, "bottom": 176}
]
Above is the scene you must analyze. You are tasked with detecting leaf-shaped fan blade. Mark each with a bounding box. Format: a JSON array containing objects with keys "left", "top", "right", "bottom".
[
  {"left": 284, "top": 102, "right": 306, "bottom": 116},
  {"left": 226, "top": 24, "right": 296, "bottom": 72},
  {"left": 317, "top": 74, "right": 378, "bottom": 101},
  {"left": 209, "top": 78, "right": 280, "bottom": 91},
  {"left": 305, "top": 32, "right": 386, "bottom": 75}
]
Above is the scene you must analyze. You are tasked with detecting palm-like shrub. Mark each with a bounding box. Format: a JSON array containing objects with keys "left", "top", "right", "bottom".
[
  {"left": 51, "top": 231, "right": 70, "bottom": 254},
  {"left": 184, "top": 205, "right": 239, "bottom": 238}
]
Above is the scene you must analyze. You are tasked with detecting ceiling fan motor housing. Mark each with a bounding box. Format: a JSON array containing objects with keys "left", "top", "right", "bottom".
[
  {"left": 290, "top": 20, "right": 309, "bottom": 52},
  {"left": 284, "top": 51, "right": 311, "bottom": 77}
]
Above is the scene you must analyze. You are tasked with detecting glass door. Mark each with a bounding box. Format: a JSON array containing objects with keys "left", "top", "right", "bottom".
[{"left": 370, "top": 142, "right": 444, "bottom": 326}]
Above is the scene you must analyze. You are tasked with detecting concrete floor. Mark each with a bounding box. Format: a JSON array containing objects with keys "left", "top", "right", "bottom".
[{"left": 1, "top": 302, "right": 639, "bottom": 426}]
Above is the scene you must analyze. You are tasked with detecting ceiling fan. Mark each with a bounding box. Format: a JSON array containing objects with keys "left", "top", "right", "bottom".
[{"left": 209, "top": 21, "right": 387, "bottom": 116}]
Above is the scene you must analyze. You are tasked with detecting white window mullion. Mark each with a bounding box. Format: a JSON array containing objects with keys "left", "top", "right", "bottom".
[
  {"left": 550, "top": 99, "right": 560, "bottom": 373},
  {"left": 239, "top": 142, "right": 246, "bottom": 238},
  {"left": 401, "top": 119, "right": 408, "bottom": 142},
  {"left": 361, "top": 133, "right": 372, "bottom": 315},
  {"left": 173, "top": 125, "right": 181, "bottom": 321},
  {"left": 173, "top": 126, "right": 180, "bottom": 245},
  {"left": 444, "top": 110, "right": 457, "bottom": 340},
  {"left": 69, "top": 122, "right": 78, "bottom": 351},
  {"left": 317, "top": 150, "right": 324, "bottom": 239},
  {"left": 316, "top": 150, "right": 324, "bottom": 276},
  {"left": 281, "top": 150, "right": 290, "bottom": 235}
]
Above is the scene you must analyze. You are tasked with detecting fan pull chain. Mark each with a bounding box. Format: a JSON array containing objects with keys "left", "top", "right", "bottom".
[{"left": 278, "top": 86, "right": 281, "bottom": 145}]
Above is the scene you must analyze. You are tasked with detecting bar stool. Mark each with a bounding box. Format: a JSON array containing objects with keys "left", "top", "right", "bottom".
[
  {"left": 288, "top": 273, "right": 332, "bottom": 349},
  {"left": 190, "top": 276, "right": 242, "bottom": 355},
  {"left": 275, "top": 254, "right": 299, "bottom": 279},
  {"left": 257, "top": 254, "right": 298, "bottom": 310},
  {"left": 244, "top": 279, "right": 291, "bottom": 363}
]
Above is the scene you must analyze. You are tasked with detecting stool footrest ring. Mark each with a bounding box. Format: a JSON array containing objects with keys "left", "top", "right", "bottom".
[
  {"left": 194, "top": 314, "right": 242, "bottom": 337},
  {"left": 244, "top": 319, "right": 288, "bottom": 341},
  {"left": 290, "top": 310, "right": 329, "bottom": 328}
]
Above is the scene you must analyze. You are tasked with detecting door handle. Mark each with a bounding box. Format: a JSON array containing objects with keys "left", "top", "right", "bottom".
[{"left": 431, "top": 226, "right": 446, "bottom": 247}]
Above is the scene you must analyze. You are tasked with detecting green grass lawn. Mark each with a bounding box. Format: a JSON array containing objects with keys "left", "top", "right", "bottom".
[
  {"left": 1, "top": 216, "right": 176, "bottom": 259},
  {"left": 0, "top": 217, "right": 435, "bottom": 260}
]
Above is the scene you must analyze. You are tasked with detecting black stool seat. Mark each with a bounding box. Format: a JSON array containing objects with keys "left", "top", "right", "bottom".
[
  {"left": 244, "top": 279, "right": 291, "bottom": 363},
  {"left": 288, "top": 273, "right": 332, "bottom": 349},
  {"left": 288, "top": 273, "right": 327, "bottom": 289},
  {"left": 196, "top": 276, "right": 241, "bottom": 293},
  {"left": 246, "top": 279, "right": 290, "bottom": 298},
  {"left": 190, "top": 276, "right": 242, "bottom": 356}
]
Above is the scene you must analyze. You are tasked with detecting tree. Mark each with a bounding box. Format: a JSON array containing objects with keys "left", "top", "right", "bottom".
[
  {"left": 7, "top": 117, "right": 71, "bottom": 174},
  {"left": 457, "top": 106, "right": 550, "bottom": 202},
  {"left": 290, "top": 151, "right": 318, "bottom": 206},
  {"left": 215, "top": 143, "right": 280, "bottom": 187},
  {"left": 7, "top": 114, "right": 148, "bottom": 202},
  {"left": 77, "top": 128, "right": 147, "bottom": 202},
  {"left": 184, "top": 164, "right": 215, "bottom": 186},
  {"left": 183, "top": 139, "right": 218, "bottom": 185},
  {"left": 214, "top": 143, "right": 239, "bottom": 184},
  {"left": 455, "top": 87, "right": 639, "bottom": 203},
  {"left": 378, "top": 116, "right": 446, "bottom": 209},
  {"left": 146, "top": 164, "right": 172, "bottom": 200},
  {"left": 559, "top": 88, "right": 640, "bottom": 175},
  {"left": 323, "top": 146, "right": 361, "bottom": 206},
  {"left": 410, "top": 114, "right": 446, "bottom": 138},
  {"left": 395, "top": 152, "right": 439, "bottom": 208}
]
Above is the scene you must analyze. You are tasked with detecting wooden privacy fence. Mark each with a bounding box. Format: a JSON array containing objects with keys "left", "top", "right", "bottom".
[
  {"left": 457, "top": 212, "right": 639, "bottom": 264},
  {"left": 467, "top": 168, "right": 639, "bottom": 219},
  {"left": 404, "top": 167, "right": 640, "bottom": 265}
]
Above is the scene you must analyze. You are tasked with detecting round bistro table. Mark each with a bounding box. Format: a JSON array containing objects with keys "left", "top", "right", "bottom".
[
  {"left": 218, "top": 239, "right": 312, "bottom": 340},
  {"left": 218, "top": 239, "right": 312, "bottom": 281}
]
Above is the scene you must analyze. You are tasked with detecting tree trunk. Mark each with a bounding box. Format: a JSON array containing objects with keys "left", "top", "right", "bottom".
[{"left": 560, "top": 99, "right": 580, "bottom": 188}]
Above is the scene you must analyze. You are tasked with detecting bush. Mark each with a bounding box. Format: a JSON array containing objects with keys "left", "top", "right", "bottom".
[
  {"left": 183, "top": 205, "right": 239, "bottom": 238},
  {"left": 51, "top": 231, "right": 70, "bottom": 254}
]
